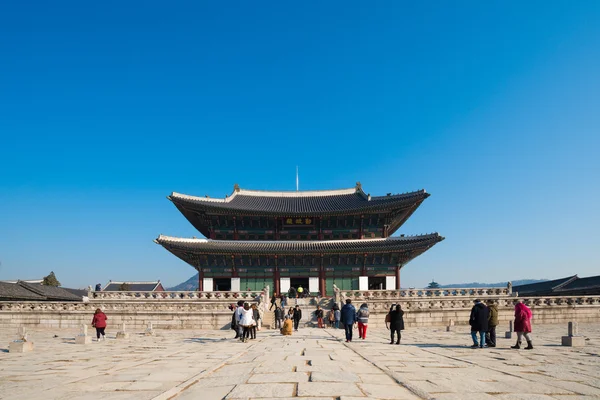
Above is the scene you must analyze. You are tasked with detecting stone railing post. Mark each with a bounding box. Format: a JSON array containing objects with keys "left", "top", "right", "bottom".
[{"left": 333, "top": 284, "right": 341, "bottom": 306}]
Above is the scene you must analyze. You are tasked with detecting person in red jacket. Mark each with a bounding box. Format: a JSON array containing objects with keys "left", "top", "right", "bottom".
[
  {"left": 91, "top": 308, "right": 108, "bottom": 341},
  {"left": 511, "top": 301, "right": 533, "bottom": 350}
]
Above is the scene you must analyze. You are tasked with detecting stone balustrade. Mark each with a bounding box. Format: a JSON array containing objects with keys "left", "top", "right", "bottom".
[
  {"left": 336, "top": 287, "right": 512, "bottom": 302},
  {"left": 88, "top": 290, "right": 263, "bottom": 301},
  {"left": 1, "top": 292, "right": 599, "bottom": 330}
]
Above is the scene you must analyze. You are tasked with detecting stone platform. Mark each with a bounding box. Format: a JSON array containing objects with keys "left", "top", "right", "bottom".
[{"left": 0, "top": 324, "right": 599, "bottom": 399}]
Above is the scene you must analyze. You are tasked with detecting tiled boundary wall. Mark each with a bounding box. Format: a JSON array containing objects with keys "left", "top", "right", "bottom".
[{"left": 1, "top": 292, "right": 599, "bottom": 330}]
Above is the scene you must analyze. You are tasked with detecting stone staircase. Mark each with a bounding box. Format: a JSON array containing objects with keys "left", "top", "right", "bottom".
[{"left": 261, "top": 297, "right": 338, "bottom": 329}]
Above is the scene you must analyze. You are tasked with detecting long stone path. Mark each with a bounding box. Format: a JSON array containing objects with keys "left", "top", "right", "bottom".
[{"left": 0, "top": 324, "right": 599, "bottom": 399}]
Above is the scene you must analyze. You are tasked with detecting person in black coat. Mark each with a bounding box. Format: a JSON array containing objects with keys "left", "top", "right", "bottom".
[
  {"left": 469, "top": 299, "right": 489, "bottom": 348},
  {"left": 274, "top": 306, "right": 284, "bottom": 329},
  {"left": 386, "top": 304, "right": 405, "bottom": 344},
  {"left": 293, "top": 305, "right": 302, "bottom": 331}
]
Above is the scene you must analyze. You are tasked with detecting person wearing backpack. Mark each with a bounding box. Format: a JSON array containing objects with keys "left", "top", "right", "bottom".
[{"left": 356, "top": 303, "right": 369, "bottom": 339}]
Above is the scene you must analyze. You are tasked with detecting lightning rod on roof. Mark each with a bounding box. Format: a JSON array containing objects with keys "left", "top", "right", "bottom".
[{"left": 296, "top": 166, "right": 299, "bottom": 191}]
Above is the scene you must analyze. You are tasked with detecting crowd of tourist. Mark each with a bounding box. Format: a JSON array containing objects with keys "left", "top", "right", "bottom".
[{"left": 87, "top": 295, "right": 533, "bottom": 350}]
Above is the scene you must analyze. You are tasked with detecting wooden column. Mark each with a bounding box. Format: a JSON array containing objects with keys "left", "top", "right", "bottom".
[
  {"left": 395, "top": 265, "right": 401, "bottom": 290},
  {"left": 359, "top": 215, "right": 364, "bottom": 239},
  {"left": 233, "top": 216, "right": 238, "bottom": 240},
  {"left": 361, "top": 253, "right": 367, "bottom": 276},
  {"left": 198, "top": 269, "right": 204, "bottom": 291},
  {"left": 274, "top": 256, "right": 280, "bottom": 296},
  {"left": 319, "top": 254, "right": 325, "bottom": 296},
  {"left": 231, "top": 255, "right": 238, "bottom": 277},
  {"left": 275, "top": 217, "right": 280, "bottom": 240},
  {"left": 318, "top": 217, "right": 323, "bottom": 240}
]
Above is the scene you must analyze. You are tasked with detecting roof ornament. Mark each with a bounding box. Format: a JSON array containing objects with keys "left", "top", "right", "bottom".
[
  {"left": 355, "top": 182, "right": 362, "bottom": 191},
  {"left": 367, "top": 193, "right": 371, "bottom": 201},
  {"left": 233, "top": 183, "right": 241, "bottom": 192}
]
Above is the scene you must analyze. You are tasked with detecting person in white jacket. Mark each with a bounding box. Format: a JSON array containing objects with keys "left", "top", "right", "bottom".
[{"left": 238, "top": 303, "right": 255, "bottom": 342}]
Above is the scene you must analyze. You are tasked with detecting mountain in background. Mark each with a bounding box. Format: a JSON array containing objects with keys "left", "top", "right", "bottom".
[
  {"left": 437, "top": 279, "right": 547, "bottom": 288},
  {"left": 168, "top": 274, "right": 548, "bottom": 291},
  {"left": 169, "top": 273, "right": 199, "bottom": 291}
]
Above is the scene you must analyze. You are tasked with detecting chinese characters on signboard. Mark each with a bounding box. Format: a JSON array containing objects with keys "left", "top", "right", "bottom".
[{"left": 282, "top": 217, "right": 315, "bottom": 227}]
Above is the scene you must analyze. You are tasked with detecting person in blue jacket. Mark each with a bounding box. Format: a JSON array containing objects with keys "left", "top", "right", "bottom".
[{"left": 340, "top": 299, "right": 357, "bottom": 342}]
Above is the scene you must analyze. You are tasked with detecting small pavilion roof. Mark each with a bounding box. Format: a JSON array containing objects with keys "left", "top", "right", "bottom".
[
  {"left": 155, "top": 233, "right": 444, "bottom": 256},
  {"left": 169, "top": 184, "right": 429, "bottom": 216}
]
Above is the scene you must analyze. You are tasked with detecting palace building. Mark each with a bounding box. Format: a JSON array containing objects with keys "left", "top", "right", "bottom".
[{"left": 155, "top": 183, "right": 443, "bottom": 295}]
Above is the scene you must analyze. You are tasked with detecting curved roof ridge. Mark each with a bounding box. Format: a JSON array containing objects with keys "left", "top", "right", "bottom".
[
  {"left": 237, "top": 187, "right": 357, "bottom": 197},
  {"left": 171, "top": 186, "right": 426, "bottom": 204}
]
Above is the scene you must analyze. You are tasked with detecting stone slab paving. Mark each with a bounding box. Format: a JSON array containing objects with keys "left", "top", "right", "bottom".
[{"left": 0, "top": 323, "right": 598, "bottom": 399}]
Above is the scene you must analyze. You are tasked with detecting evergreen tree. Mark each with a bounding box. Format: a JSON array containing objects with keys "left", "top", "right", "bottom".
[{"left": 42, "top": 271, "right": 61, "bottom": 287}]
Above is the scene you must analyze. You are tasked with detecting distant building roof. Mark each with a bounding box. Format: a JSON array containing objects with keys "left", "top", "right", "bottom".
[
  {"left": 62, "top": 288, "right": 89, "bottom": 298},
  {"left": 103, "top": 281, "right": 164, "bottom": 292},
  {"left": 0, "top": 281, "right": 81, "bottom": 301},
  {"left": 554, "top": 275, "right": 600, "bottom": 296},
  {"left": 513, "top": 274, "right": 600, "bottom": 296},
  {"left": 513, "top": 275, "right": 577, "bottom": 296},
  {"left": 17, "top": 282, "right": 82, "bottom": 301},
  {"left": 0, "top": 281, "right": 46, "bottom": 301}
]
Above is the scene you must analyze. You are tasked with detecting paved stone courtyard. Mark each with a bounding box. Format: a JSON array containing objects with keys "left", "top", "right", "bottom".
[{"left": 0, "top": 324, "right": 599, "bottom": 400}]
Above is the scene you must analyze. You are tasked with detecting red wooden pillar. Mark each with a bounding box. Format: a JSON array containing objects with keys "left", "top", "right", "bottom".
[
  {"left": 359, "top": 215, "right": 364, "bottom": 239},
  {"left": 233, "top": 216, "right": 238, "bottom": 240},
  {"left": 319, "top": 254, "right": 325, "bottom": 296},
  {"left": 395, "top": 265, "right": 401, "bottom": 290},
  {"left": 274, "top": 256, "right": 280, "bottom": 296},
  {"left": 318, "top": 217, "right": 323, "bottom": 240},
  {"left": 232, "top": 255, "right": 238, "bottom": 277},
  {"left": 198, "top": 269, "right": 204, "bottom": 291}
]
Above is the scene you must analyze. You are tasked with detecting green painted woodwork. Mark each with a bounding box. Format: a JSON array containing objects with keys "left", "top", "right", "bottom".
[{"left": 242, "top": 277, "right": 271, "bottom": 292}]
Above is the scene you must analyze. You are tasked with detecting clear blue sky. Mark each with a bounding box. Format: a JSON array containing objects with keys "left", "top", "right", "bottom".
[{"left": 1, "top": 2, "right": 599, "bottom": 289}]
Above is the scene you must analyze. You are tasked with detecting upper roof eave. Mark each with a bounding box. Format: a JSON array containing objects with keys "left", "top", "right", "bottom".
[{"left": 168, "top": 184, "right": 429, "bottom": 216}]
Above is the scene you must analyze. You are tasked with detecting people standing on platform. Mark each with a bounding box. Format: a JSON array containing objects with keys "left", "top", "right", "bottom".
[
  {"left": 269, "top": 295, "right": 277, "bottom": 311},
  {"left": 250, "top": 304, "right": 261, "bottom": 339},
  {"left": 333, "top": 304, "right": 341, "bottom": 329},
  {"left": 239, "top": 302, "right": 255, "bottom": 343},
  {"left": 469, "top": 299, "right": 489, "bottom": 348},
  {"left": 281, "top": 315, "right": 293, "bottom": 336},
  {"left": 287, "top": 307, "right": 295, "bottom": 320},
  {"left": 274, "top": 306, "right": 284, "bottom": 329},
  {"left": 327, "top": 309, "right": 335, "bottom": 327},
  {"left": 512, "top": 301, "right": 534, "bottom": 350},
  {"left": 315, "top": 305, "right": 324, "bottom": 328},
  {"left": 91, "top": 308, "right": 107, "bottom": 341},
  {"left": 288, "top": 286, "right": 297, "bottom": 299},
  {"left": 340, "top": 299, "right": 357, "bottom": 342},
  {"left": 386, "top": 304, "right": 405, "bottom": 344},
  {"left": 94, "top": 283, "right": 102, "bottom": 292},
  {"left": 297, "top": 285, "right": 304, "bottom": 298},
  {"left": 357, "top": 303, "right": 369, "bottom": 339},
  {"left": 293, "top": 305, "right": 302, "bottom": 331},
  {"left": 486, "top": 300, "right": 498, "bottom": 347},
  {"left": 234, "top": 300, "right": 245, "bottom": 339}
]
